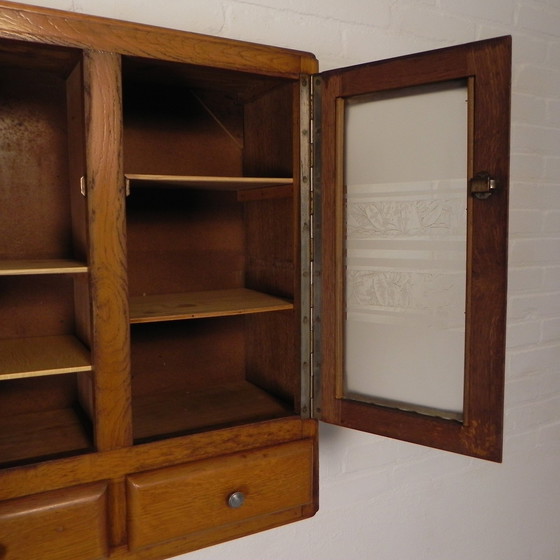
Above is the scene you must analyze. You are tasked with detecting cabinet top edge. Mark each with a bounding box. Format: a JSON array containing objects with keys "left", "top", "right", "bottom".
[{"left": 0, "top": 0, "right": 318, "bottom": 76}]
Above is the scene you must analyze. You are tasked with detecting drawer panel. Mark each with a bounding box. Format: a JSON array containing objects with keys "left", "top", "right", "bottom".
[
  {"left": 127, "top": 438, "right": 314, "bottom": 550},
  {"left": 0, "top": 481, "right": 109, "bottom": 560}
]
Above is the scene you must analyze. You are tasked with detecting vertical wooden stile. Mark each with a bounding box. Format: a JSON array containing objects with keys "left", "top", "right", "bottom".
[{"left": 83, "top": 50, "right": 132, "bottom": 451}]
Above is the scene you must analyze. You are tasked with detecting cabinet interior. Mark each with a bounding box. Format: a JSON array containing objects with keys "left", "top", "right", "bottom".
[
  {"left": 121, "top": 56, "right": 301, "bottom": 443},
  {"left": 0, "top": 38, "right": 304, "bottom": 465},
  {"left": 0, "top": 39, "right": 92, "bottom": 468}
]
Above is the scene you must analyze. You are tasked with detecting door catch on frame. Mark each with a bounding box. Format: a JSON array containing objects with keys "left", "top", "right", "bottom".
[{"left": 470, "top": 171, "right": 497, "bottom": 199}]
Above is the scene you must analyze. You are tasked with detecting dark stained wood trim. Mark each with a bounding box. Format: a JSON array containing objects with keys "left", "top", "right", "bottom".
[{"left": 318, "top": 37, "right": 511, "bottom": 461}]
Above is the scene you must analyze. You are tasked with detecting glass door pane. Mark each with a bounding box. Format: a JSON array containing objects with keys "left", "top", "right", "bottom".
[{"left": 344, "top": 80, "right": 468, "bottom": 419}]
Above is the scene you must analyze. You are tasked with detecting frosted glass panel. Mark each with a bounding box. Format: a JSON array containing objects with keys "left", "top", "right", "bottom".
[{"left": 344, "top": 81, "right": 468, "bottom": 418}]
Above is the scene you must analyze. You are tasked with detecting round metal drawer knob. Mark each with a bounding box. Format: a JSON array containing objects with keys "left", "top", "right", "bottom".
[{"left": 227, "top": 491, "right": 246, "bottom": 509}]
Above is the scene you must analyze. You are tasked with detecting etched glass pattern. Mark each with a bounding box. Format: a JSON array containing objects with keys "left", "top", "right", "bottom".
[{"left": 344, "top": 81, "right": 468, "bottom": 417}]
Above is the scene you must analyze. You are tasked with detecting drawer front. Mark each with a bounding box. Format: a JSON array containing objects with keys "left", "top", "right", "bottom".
[
  {"left": 0, "top": 481, "right": 109, "bottom": 560},
  {"left": 127, "top": 438, "right": 314, "bottom": 550}
]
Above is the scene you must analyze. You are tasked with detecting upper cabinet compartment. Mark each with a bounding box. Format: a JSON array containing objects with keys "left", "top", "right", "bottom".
[
  {"left": 121, "top": 56, "right": 298, "bottom": 299},
  {"left": 0, "top": 39, "right": 85, "bottom": 266},
  {"left": 121, "top": 56, "right": 303, "bottom": 443},
  {"left": 121, "top": 56, "right": 295, "bottom": 178}
]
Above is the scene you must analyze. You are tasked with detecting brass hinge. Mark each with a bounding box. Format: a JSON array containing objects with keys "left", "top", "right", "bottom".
[
  {"left": 310, "top": 74, "right": 323, "bottom": 419},
  {"left": 300, "top": 73, "right": 314, "bottom": 419}
]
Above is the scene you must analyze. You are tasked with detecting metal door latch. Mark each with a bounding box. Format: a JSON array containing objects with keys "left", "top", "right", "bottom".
[{"left": 470, "top": 171, "right": 497, "bottom": 200}]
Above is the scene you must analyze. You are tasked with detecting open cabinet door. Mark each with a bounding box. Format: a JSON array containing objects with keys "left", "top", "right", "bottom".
[{"left": 315, "top": 37, "right": 511, "bottom": 461}]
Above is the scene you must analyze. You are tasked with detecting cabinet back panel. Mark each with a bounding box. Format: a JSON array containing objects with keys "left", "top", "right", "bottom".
[
  {"left": 130, "top": 317, "right": 246, "bottom": 395},
  {"left": 0, "top": 374, "right": 78, "bottom": 416},
  {"left": 123, "top": 80, "right": 243, "bottom": 177},
  {"left": 0, "top": 276, "right": 76, "bottom": 339},
  {"left": 126, "top": 189, "right": 245, "bottom": 296},
  {"left": 0, "top": 66, "right": 73, "bottom": 260}
]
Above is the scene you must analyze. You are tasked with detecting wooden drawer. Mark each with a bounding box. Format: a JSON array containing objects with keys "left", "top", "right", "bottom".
[
  {"left": 127, "top": 439, "right": 314, "bottom": 551},
  {"left": 0, "top": 482, "right": 108, "bottom": 560}
]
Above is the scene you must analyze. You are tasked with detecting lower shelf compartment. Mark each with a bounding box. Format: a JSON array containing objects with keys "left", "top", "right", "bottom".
[
  {"left": 133, "top": 381, "right": 293, "bottom": 444},
  {"left": 0, "top": 406, "right": 93, "bottom": 468}
]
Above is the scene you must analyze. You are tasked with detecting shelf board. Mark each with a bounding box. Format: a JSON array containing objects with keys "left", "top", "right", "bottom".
[
  {"left": 129, "top": 288, "right": 293, "bottom": 324},
  {"left": 125, "top": 174, "right": 292, "bottom": 190},
  {"left": 125, "top": 174, "right": 293, "bottom": 201},
  {"left": 0, "top": 335, "right": 92, "bottom": 380},
  {"left": 0, "top": 407, "right": 93, "bottom": 468},
  {"left": 0, "top": 259, "right": 88, "bottom": 276},
  {"left": 133, "top": 381, "right": 293, "bottom": 443}
]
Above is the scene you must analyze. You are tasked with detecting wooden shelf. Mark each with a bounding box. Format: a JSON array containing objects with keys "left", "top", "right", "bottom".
[
  {"left": 133, "top": 381, "right": 293, "bottom": 443},
  {"left": 0, "top": 406, "right": 93, "bottom": 467},
  {"left": 0, "top": 259, "right": 88, "bottom": 276},
  {"left": 125, "top": 174, "right": 293, "bottom": 201},
  {"left": 0, "top": 335, "right": 92, "bottom": 380},
  {"left": 125, "top": 174, "right": 292, "bottom": 190},
  {"left": 129, "top": 288, "right": 293, "bottom": 324}
]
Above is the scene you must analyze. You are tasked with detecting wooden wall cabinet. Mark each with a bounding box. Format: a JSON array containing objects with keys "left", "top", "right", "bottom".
[{"left": 0, "top": 2, "right": 510, "bottom": 559}]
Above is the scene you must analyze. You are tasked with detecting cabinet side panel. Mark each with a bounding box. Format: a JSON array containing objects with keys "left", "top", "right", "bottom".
[
  {"left": 67, "top": 60, "right": 88, "bottom": 264},
  {"left": 243, "top": 81, "right": 294, "bottom": 177},
  {"left": 83, "top": 50, "right": 132, "bottom": 451},
  {"left": 66, "top": 59, "right": 96, "bottom": 421},
  {"left": 243, "top": 82, "right": 300, "bottom": 410}
]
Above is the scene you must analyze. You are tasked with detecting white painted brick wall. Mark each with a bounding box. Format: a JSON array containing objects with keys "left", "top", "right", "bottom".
[{"left": 15, "top": 0, "right": 560, "bottom": 558}]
